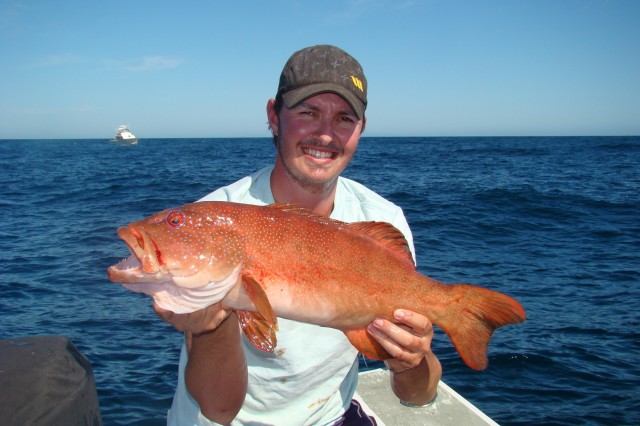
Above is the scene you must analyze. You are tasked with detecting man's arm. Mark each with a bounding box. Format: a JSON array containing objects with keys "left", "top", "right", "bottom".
[
  {"left": 367, "top": 309, "right": 442, "bottom": 405},
  {"left": 154, "top": 304, "right": 247, "bottom": 423}
]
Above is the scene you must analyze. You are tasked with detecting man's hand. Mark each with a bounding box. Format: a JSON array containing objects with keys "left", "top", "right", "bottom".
[
  {"left": 367, "top": 309, "right": 434, "bottom": 371},
  {"left": 153, "top": 302, "right": 232, "bottom": 335},
  {"left": 367, "top": 309, "right": 441, "bottom": 405}
]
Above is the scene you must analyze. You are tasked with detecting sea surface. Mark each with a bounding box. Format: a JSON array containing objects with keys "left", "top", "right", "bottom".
[{"left": 0, "top": 136, "right": 638, "bottom": 425}]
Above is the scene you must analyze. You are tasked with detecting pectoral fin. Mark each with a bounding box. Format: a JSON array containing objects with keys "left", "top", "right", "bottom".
[
  {"left": 237, "top": 275, "right": 278, "bottom": 353},
  {"left": 343, "top": 328, "right": 391, "bottom": 360}
]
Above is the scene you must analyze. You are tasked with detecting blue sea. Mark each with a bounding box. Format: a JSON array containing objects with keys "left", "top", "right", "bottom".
[{"left": 1, "top": 136, "right": 638, "bottom": 425}]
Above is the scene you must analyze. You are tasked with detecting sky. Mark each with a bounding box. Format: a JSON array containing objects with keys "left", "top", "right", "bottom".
[{"left": 0, "top": 0, "right": 638, "bottom": 139}]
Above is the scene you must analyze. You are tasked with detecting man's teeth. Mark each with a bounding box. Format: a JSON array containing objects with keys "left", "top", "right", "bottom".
[{"left": 304, "top": 148, "right": 333, "bottom": 159}]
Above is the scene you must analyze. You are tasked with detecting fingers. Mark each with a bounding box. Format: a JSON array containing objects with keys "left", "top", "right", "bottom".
[
  {"left": 152, "top": 302, "right": 231, "bottom": 334},
  {"left": 153, "top": 302, "right": 181, "bottom": 327},
  {"left": 367, "top": 309, "right": 434, "bottom": 367},
  {"left": 393, "top": 309, "right": 433, "bottom": 338}
]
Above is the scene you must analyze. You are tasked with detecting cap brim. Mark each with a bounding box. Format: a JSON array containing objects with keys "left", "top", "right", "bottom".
[{"left": 282, "top": 83, "right": 366, "bottom": 119}]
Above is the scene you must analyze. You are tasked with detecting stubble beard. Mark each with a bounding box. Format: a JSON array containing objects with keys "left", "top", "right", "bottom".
[{"left": 276, "top": 137, "right": 339, "bottom": 194}]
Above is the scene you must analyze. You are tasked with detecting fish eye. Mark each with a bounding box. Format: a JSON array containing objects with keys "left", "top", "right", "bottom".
[{"left": 165, "top": 210, "right": 186, "bottom": 228}]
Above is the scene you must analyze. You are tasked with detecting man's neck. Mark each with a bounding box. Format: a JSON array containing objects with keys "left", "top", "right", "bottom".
[{"left": 270, "top": 168, "right": 337, "bottom": 217}]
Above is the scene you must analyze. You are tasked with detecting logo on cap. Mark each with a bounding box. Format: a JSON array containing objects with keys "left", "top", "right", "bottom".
[{"left": 350, "top": 76, "right": 364, "bottom": 92}]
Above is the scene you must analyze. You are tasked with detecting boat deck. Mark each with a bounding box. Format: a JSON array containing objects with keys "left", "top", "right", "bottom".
[{"left": 355, "top": 369, "right": 498, "bottom": 426}]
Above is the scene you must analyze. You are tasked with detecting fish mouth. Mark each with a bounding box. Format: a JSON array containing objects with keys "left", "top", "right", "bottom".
[
  {"left": 107, "top": 226, "right": 215, "bottom": 289},
  {"left": 107, "top": 226, "right": 170, "bottom": 284}
]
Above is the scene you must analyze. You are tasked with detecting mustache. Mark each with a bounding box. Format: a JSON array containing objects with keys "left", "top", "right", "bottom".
[{"left": 299, "top": 140, "right": 343, "bottom": 154}]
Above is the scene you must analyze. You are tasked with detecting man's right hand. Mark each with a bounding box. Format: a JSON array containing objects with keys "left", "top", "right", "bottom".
[{"left": 153, "top": 302, "right": 232, "bottom": 335}]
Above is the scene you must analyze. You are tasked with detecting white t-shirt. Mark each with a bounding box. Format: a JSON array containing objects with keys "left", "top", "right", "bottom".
[{"left": 168, "top": 166, "right": 415, "bottom": 426}]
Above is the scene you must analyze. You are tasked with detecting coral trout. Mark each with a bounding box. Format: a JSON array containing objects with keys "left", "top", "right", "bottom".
[{"left": 107, "top": 202, "right": 526, "bottom": 369}]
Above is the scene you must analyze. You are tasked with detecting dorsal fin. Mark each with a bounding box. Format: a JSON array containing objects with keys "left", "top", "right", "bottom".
[
  {"left": 266, "top": 204, "right": 414, "bottom": 269},
  {"left": 348, "top": 221, "right": 415, "bottom": 269},
  {"left": 266, "top": 203, "right": 310, "bottom": 215},
  {"left": 266, "top": 203, "right": 342, "bottom": 225}
]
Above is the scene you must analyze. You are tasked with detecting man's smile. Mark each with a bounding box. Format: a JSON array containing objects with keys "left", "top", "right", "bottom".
[{"left": 302, "top": 147, "right": 336, "bottom": 160}]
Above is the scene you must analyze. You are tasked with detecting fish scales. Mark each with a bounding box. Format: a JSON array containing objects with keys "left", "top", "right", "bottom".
[{"left": 108, "top": 201, "right": 526, "bottom": 370}]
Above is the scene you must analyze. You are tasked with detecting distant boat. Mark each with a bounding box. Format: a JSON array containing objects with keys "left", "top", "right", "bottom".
[{"left": 110, "top": 125, "right": 138, "bottom": 145}]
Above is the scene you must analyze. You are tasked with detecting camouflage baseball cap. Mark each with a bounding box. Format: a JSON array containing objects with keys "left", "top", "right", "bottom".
[{"left": 276, "top": 45, "right": 367, "bottom": 119}]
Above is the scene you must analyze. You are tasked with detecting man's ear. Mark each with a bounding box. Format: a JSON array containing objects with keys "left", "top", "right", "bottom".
[{"left": 266, "top": 99, "right": 279, "bottom": 136}]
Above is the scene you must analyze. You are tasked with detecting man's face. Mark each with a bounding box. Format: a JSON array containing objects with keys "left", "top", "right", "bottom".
[{"left": 270, "top": 92, "right": 365, "bottom": 194}]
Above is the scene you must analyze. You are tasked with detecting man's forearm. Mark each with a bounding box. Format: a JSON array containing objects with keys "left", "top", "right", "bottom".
[
  {"left": 185, "top": 311, "right": 248, "bottom": 424},
  {"left": 389, "top": 352, "right": 441, "bottom": 406}
]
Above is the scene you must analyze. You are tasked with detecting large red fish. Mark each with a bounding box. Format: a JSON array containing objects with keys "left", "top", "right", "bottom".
[{"left": 107, "top": 202, "right": 526, "bottom": 370}]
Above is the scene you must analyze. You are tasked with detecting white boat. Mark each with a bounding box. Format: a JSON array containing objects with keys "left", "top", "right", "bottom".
[
  {"left": 356, "top": 369, "right": 499, "bottom": 425},
  {"left": 110, "top": 125, "right": 138, "bottom": 145}
]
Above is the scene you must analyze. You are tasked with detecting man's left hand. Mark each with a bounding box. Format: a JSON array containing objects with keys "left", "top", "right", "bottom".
[{"left": 366, "top": 309, "right": 435, "bottom": 373}]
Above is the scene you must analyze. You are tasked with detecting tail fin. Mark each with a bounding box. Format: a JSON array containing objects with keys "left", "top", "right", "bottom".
[{"left": 437, "top": 284, "right": 526, "bottom": 370}]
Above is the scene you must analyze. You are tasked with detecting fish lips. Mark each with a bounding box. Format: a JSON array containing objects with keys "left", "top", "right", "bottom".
[
  {"left": 119, "top": 226, "right": 161, "bottom": 274},
  {"left": 107, "top": 226, "right": 170, "bottom": 283}
]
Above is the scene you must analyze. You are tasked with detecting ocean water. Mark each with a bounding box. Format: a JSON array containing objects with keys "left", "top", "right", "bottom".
[{"left": 0, "top": 136, "right": 638, "bottom": 425}]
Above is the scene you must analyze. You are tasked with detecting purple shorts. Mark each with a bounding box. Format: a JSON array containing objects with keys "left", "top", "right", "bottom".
[{"left": 333, "top": 399, "right": 377, "bottom": 426}]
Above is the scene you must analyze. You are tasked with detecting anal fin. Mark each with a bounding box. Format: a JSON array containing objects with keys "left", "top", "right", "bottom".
[{"left": 344, "top": 328, "right": 391, "bottom": 360}]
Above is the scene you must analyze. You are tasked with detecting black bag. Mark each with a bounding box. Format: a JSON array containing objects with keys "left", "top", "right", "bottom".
[{"left": 0, "top": 335, "right": 102, "bottom": 425}]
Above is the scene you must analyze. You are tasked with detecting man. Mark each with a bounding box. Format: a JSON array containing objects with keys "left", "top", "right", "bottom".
[{"left": 156, "top": 45, "right": 442, "bottom": 425}]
